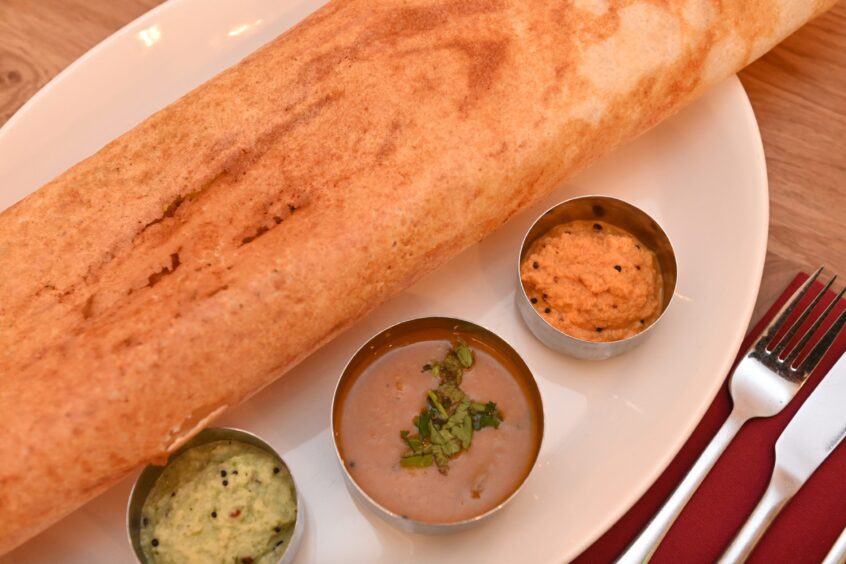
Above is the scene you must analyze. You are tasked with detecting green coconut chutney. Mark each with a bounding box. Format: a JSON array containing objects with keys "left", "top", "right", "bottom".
[{"left": 140, "top": 440, "right": 297, "bottom": 564}]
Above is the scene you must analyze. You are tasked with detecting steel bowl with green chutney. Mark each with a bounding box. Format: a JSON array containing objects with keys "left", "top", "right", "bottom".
[{"left": 126, "top": 427, "right": 304, "bottom": 564}]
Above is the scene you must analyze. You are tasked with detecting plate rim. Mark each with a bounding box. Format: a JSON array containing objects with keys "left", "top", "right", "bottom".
[
  {"left": 0, "top": 0, "right": 180, "bottom": 143},
  {"left": 566, "top": 76, "right": 769, "bottom": 559},
  {"left": 0, "top": 1, "right": 770, "bottom": 560}
]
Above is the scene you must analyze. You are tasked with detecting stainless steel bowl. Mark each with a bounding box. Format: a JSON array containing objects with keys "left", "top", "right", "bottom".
[
  {"left": 126, "top": 427, "right": 304, "bottom": 564},
  {"left": 517, "top": 195, "right": 677, "bottom": 360},
  {"left": 330, "top": 316, "right": 544, "bottom": 534}
]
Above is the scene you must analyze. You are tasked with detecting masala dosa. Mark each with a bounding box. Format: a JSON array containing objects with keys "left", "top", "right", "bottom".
[{"left": 0, "top": 0, "right": 835, "bottom": 553}]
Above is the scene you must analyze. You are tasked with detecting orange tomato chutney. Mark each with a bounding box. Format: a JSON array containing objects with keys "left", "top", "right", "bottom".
[{"left": 333, "top": 325, "right": 542, "bottom": 524}]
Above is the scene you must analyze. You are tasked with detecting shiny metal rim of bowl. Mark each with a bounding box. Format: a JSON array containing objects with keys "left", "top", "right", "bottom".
[
  {"left": 126, "top": 427, "right": 304, "bottom": 564},
  {"left": 330, "top": 316, "right": 545, "bottom": 534},
  {"left": 517, "top": 195, "right": 678, "bottom": 360}
]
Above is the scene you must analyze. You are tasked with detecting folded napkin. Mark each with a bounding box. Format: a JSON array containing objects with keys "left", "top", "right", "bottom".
[{"left": 574, "top": 272, "right": 846, "bottom": 563}]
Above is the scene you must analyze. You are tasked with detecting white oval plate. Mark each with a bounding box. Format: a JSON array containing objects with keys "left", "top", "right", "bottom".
[{"left": 0, "top": 1, "right": 767, "bottom": 562}]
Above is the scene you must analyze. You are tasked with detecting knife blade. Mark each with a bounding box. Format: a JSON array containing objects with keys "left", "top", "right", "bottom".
[
  {"left": 776, "top": 351, "right": 846, "bottom": 486},
  {"left": 720, "top": 350, "right": 846, "bottom": 563}
]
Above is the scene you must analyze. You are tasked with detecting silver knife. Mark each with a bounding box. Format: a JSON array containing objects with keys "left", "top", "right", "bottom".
[
  {"left": 823, "top": 526, "right": 846, "bottom": 564},
  {"left": 720, "top": 350, "right": 846, "bottom": 563}
]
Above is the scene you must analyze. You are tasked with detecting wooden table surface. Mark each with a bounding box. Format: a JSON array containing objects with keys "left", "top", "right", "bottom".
[{"left": 0, "top": 0, "right": 844, "bottom": 325}]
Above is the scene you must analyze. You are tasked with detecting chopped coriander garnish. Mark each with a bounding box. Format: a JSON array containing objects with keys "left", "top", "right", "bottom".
[{"left": 399, "top": 340, "right": 503, "bottom": 474}]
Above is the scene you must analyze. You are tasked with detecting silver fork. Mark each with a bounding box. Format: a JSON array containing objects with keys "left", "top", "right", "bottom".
[{"left": 618, "top": 267, "right": 846, "bottom": 563}]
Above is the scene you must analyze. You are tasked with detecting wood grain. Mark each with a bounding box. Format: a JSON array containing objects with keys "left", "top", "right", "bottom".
[
  {"left": 0, "top": 0, "right": 843, "bottom": 324},
  {"left": 737, "top": 3, "right": 846, "bottom": 323}
]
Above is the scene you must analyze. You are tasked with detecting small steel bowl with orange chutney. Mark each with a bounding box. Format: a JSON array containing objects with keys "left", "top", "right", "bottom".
[{"left": 517, "top": 195, "right": 677, "bottom": 360}]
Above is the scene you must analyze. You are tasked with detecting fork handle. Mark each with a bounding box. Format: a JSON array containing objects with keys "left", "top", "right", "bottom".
[
  {"left": 616, "top": 409, "right": 747, "bottom": 564},
  {"left": 719, "top": 466, "right": 799, "bottom": 564}
]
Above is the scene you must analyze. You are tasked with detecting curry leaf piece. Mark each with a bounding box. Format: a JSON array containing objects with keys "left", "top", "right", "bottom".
[
  {"left": 478, "top": 414, "right": 500, "bottom": 429},
  {"left": 442, "top": 353, "right": 463, "bottom": 383},
  {"left": 443, "top": 436, "right": 461, "bottom": 456},
  {"left": 458, "top": 415, "right": 473, "bottom": 449},
  {"left": 400, "top": 430, "right": 423, "bottom": 453},
  {"left": 440, "top": 383, "right": 466, "bottom": 409},
  {"left": 444, "top": 401, "right": 473, "bottom": 449},
  {"left": 431, "top": 445, "right": 449, "bottom": 474},
  {"left": 477, "top": 401, "right": 502, "bottom": 429},
  {"left": 469, "top": 401, "right": 488, "bottom": 413},
  {"left": 398, "top": 341, "right": 503, "bottom": 474},
  {"left": 428, "top": 420, "right": 447, "bottom": 445},
  {"left": 429, "top": 421, "right": 460, "bottom": 455},
  {"left": 427, "top": 390, "right": 448, "bottom": 419},
  {"left": 400, "top": 454, "right": 433, "bottom": 468},
  {"left": 415, "top": 410, "right": 431, "bottom": 439},
  {"left": 455, "top": 341, "right": 474, "bottom": 369}
]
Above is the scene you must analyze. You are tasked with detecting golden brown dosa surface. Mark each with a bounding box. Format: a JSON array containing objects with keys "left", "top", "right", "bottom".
[{"left": 0, "top": 0, "right": 835, "bottom": 553}]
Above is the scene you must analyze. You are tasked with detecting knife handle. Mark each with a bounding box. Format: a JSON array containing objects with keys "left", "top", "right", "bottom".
[
  {"left": 718, "top": 465, "right": 801, "bottom": 564},
  {"left": 822, "top": 526, "right": 846, "bottom": 564}
]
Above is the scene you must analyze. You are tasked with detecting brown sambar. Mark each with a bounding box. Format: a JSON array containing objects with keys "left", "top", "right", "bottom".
[{"left": 332, "top": 318, "right": 543, "bottom": 526}]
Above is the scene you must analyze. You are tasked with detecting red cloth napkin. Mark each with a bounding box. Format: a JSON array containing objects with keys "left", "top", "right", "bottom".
[{"left": 574, "top": 272, "right": 846, "bottom": 563}]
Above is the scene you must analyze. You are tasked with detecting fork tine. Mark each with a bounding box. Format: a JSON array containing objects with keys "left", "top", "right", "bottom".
[
  {"left": 772, "top": 274, "right": 837, "bottom": 357},
  {"left": 756, "top": 266, "right": 824, "bottom": 350},
  {"left": 794, "top": 296, "right": 846, "bottom": 375},
  {"left": 785, "top": 284, "right": 846, "bottom": 368}
]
